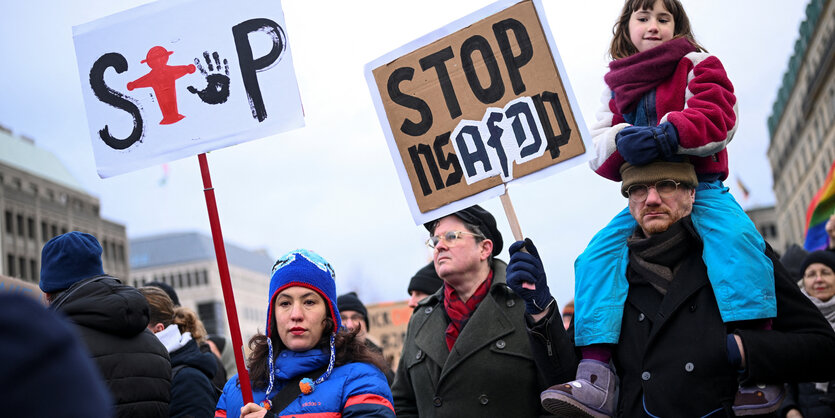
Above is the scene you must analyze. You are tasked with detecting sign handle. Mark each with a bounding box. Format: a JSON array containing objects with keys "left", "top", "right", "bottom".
[
  {"left": 500, "top": 185, "right": 524, "bottom": 241},
  {"left": 198, "top": 153, "right": 254, "bottom": 404},
  {"left": 499, "top": 185, "right": 535, "bottom": 290}
]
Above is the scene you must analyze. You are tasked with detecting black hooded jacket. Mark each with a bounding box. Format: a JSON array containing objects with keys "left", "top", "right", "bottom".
[
  {"left": 170, "top": 338, "right": 218, "bottom": 418},
  {"left": 52, "top": 276, "right": 171, "bottom": 417}
]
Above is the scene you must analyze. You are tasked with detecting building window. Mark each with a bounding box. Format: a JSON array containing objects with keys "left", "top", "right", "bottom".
[
  {"left": 202, "top": 269, "right": 209, "bottom": 285},
  {"left": 197, "top": 301, "right": 225, "bottom": 336},
  {"left": 4, "top": 211, "right": 12, "bottom": 234},
  {"left": 41, "top": 221, "right": 48, "bottom": 241},
  {"left": 18, "top": 257, "right": 26, "bottom": 280},
  {"left": 6, "top": 254, "right": 14, "bottom": 276},
  {"left": 26, "top": 217, "right": 34, "bottom": 240},
  {"left": 16, "top": 214, "right": 24, "bottom": 237},
  {"left": 29, "top": 259, "right": 37, "bottom": 282}
]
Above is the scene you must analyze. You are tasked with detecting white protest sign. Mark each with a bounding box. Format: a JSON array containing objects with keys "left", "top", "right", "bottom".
[
  {"left": 366, "top": 0, "right": 592, "bottom": 225},
  {"left": 73, "top": 0, "right": 304, "bottom": 178}
]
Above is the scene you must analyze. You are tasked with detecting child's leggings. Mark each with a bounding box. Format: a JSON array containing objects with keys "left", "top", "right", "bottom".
[{"left": 573, "top": 180, "right": 776, "bottom": 346}]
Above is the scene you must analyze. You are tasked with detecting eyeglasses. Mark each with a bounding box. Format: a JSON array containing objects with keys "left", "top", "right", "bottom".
[
  {"left": 626, "top": 179, "right": 682, "bottom": 203},
  {"left": 425, "top": 230, "right": 484, "bottom": 249}
]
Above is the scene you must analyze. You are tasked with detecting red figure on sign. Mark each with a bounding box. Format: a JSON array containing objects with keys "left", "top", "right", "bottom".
[{"left": 127, "top": 46, "right": 196, "bottom": 125}]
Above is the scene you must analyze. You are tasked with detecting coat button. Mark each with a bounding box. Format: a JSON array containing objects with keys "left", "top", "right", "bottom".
[
  {"left": 425, "top": 306, "right": 433, "bottom": 314},
  {"left": 638, "top": 313, "right": 646, "bottom": 322},
  {"left": 506, "top": 299, "right": 515, "bottom": 308},
  {"left": 495, "top": 340, "right": 506, "bottom": 349},
  {"left": 685, "top": 362, "right": 694, "bottom": 372},
  {"left": 433, "top": 396, "right": 442, "bottom": 407},
  {"left": 416, "top": 350, "right": 423, "bottom": 360},
  {"left": 641, "top": 371, "right": 651, "bottom": 381},
  {"left": 479, "top": 394, "right": 489, "bottom": 405},
  {"left": 689, "top": 304, "right": 697, "bottom": 312}
]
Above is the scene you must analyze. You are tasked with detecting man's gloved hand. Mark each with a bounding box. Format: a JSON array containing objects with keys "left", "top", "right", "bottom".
[
  {"left": 615, "top": 122, "right": 680, "bottom": 165},
  {"left": 507, "top": 238, "right": 554, "bottom": 315}
]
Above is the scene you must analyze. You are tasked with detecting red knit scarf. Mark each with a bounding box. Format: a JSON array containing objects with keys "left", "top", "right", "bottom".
[
  {"left": 604, "top": 37, "right": 697, "bottom": 114},
  {"left": 444, "top": 270, "right": 493, "bottom": 351}
]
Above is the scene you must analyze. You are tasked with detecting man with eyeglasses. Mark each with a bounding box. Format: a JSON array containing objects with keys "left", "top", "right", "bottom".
[
  {"left": 392, "top": 205, "right": 556, "bottom": 417},
  {"left": 507, "top": 161, "right": 835, "bottom": 417}
]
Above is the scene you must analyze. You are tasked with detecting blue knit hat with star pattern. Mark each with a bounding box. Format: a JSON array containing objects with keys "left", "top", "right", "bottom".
[
  {"left": 265, "top": 249, "right": 341, "bottom": 338},
  {"left": 263, "top": 250, "right": 340, "bottom": 397}
]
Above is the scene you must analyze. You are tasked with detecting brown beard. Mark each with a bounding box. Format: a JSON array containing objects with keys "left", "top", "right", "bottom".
[{"left": 639, "top": 203, "right": 692, "bottom": 235}]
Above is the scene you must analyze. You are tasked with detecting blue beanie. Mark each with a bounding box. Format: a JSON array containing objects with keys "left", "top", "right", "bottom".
[
  {"left": 40, "top": 232, "right": 105, "bottom": 293},
  {"left": 266, "top": 249, "right": 341, "bottom": 339}
]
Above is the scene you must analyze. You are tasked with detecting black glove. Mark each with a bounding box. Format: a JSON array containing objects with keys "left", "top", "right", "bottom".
[
  {"left": 507, "top": 238, "right": 554, "bottom": 315},
  {"left": 615, "top": 122, "right": 680, "bottom": 165}
]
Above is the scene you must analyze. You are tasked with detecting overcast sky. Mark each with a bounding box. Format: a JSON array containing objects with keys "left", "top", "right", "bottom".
[{"left": 0, "top": 0, "right": 807, "bottom": 306}]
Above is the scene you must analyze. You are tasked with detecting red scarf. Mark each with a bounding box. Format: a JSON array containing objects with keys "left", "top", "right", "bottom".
[
  {"left": 604, "top": 37, "right": 697, "bottom": 114},
  {"left": 444, "top": 270, "right": 493, "bottom": 351}
]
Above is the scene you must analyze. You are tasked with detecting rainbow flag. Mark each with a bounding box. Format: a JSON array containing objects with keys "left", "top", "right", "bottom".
[{"left": 804, "top": 159, "right": 835, "bottom": 251}]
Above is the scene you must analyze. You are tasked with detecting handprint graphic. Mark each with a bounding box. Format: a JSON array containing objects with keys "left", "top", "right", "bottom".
[{"left": 187, "top": 51, "right": 230, "bottom": 105}]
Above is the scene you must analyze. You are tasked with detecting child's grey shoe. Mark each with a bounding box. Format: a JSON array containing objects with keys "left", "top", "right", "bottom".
[
  {"left": 732, "top": 383, "right": 785, "bottom": 416},
  {"left": 540, "top": 359, "right": 617, "bottom": 418}
]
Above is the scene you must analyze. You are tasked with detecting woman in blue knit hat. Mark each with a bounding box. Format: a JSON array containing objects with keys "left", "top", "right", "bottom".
[{"left": 214, "top": 249, "right": 394, "bottom": 418}]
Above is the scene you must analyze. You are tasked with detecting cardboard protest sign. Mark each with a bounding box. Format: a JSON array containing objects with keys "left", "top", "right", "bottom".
[
  {"left": 366, "top": 300, "right": 412, "bottom": 372},
  {"left": 366, "top": 0, "right": 591, "bottom": 224},
  {"left": 73, "top": 0, "right": 304, "bottom": 178},
  {"left": 0, "top": 275, "right": 43, "bottom": 303}
]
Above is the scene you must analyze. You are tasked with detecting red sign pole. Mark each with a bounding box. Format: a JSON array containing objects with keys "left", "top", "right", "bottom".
[{"left": 197, "top": 152, "right": 254, "bottom": 404}]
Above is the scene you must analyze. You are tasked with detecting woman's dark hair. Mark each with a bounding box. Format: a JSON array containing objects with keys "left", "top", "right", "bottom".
[{"left": 247, "top": 308, "right": 388, "bottom": 390}]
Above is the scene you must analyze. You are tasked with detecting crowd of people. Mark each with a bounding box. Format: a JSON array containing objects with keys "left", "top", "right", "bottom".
[{"left": 3, "top": 0, "right": 835, "bottom": 417}]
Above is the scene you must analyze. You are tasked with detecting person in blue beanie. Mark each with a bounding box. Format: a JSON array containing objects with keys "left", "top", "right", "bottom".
[
  {"left": 215, "top": 249, "right": 394, "bottom": 418},
  {"left": 0, "top": 293, "right": 113, "bottom": 417},
  {"left": 39, "top": 231, "right": 171, "bottom": 418}
]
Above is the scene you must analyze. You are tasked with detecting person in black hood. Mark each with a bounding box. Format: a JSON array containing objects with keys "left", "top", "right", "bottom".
[
  {"left": 39, "top": 231, "right": 171, "bottom": 418},
  {"left": 141, "top": 286, "right": 219, "bottom": 418}
]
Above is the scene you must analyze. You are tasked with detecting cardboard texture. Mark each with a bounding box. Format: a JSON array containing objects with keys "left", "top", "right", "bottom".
[
  {"left": 366, "top": 300, "right": 412, "bottom": 372},
  {"left": 0, "top": 275, "right": 44, "bottom": 303},
  {"left": 369, "top": 0, "right": 586, "bottom": 219}
]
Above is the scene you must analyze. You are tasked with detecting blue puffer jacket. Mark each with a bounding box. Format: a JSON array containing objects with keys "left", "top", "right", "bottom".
[{"left": 215, "top": 348, "right": 394, "bottom": 417}]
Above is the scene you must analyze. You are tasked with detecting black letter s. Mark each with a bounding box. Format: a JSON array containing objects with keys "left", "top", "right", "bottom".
[
  {"left": 387, "top": 67, "right": 433, "bottom": 137},
  {"left": 89, "top": 53, "right": 143, "bottom": 150}
]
